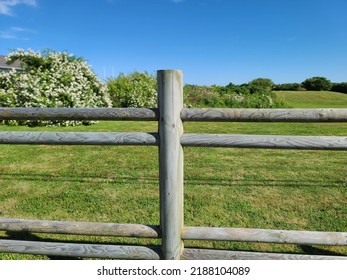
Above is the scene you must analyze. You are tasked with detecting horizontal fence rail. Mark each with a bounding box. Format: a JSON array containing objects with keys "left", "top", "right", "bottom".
[
  {"left": 0, "top": 218, "right": 160, "bottom": 238},
  {"left": 0, "top": 108, "right": 159, "bottom": 121},
  {"left": 181, "top": 108, "right": 347, "bottom": 122},
  {"left": 1, "top": 132, "right": 346, "bottom": 151},
  {"left": 2, "top": 108, "right": 347, "bottom": 122},
  {"left": 181, "top": 134, "right": 347, "bottom": 150},
  {"left": 182, "top": 249, "right": 347, "bottom": 260},
  {"left": 0, "top": 240, "right": 161, "bottom": 260},
  {"left": 182, "top": 227, "right": 347, "bottom": 246},
  {"left": 0, "top": 132, "right": 158, "bottom": 146},
  {"left": 1, "top": 218, "right": 345, "bottom": 246}
]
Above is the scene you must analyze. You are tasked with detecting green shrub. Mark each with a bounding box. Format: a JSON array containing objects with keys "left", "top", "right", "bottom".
[
  {"left": 273, "top": 83, "right": 303, "bottom": 91},
  {"left": 107, "top": 72, "right": 157, "bottom": 108},
  {"left": 0, "top": 49, "right": 111, "bottom": 126},
  {"left": 302, "top": 77, "right": 332, "bottom": 91},
  {"left": 249, "top": 78, "right": 274, "bottom": 90},
  {"left": 331, "top": 82, "right": 347, "bottom": 94},
  {"left": 184, "top": 84, "right": 286, "bottom": 108}
]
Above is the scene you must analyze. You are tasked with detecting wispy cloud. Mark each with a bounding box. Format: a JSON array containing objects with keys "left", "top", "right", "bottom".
[
  {"left": 0, "top": 0, "right": 37, "bottom": 16},
  {"left": 0, "top": 31, "right": 16, "bottom": 39},
  {"left": 11, "top": 26, "right": 35, "bottom": 33},
  {"left": 0, "top": 26, "right": 36, "bottom": 39}
]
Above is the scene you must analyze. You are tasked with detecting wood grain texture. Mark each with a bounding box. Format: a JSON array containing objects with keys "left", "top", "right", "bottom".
[
  {"left": 183, "top": 248, "right": 347, "bottom": 260},
  {"left": 1, "top": 107, "right": 347, "bottom": 122},
  {"left": 0, "top": 218, "right": 160, "bottom": 238},
  {"left": 181, "top": 134, "right": 347, "bottom": 150},
  {"left": 0, "top": 108, "right": 158, "bottom": 121},
  {"left": 0, "top": 132, "right": 158, "bottom": 146},
  {"left": 182, "top": 227, "right": 347, "bottom": 245},
  {"left": 158, "top": 70, "right": 184, "bottom": 260},
  {"left": 181, "top": 108, "right": 347, "bottom": 122},
  {"left": 0, "top": 240, "right": 161, "bottom": 259}
]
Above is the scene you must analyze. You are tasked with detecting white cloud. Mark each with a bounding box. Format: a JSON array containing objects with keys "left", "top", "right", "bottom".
[{"left": 0, "top": 0, "right": 37, "bottom": 16}]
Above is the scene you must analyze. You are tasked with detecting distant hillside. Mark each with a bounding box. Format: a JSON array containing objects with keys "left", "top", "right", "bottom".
[{"left": 274, "top": 91, "right": 347, "bottom": 108}]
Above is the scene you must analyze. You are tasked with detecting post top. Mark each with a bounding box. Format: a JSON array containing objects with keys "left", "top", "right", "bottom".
[{"left": 157, "top": 69, "right": 182, "bottom": 73}]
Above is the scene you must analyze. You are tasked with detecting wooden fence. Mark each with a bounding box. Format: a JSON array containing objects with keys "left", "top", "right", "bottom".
[{"left": 0, "top": 70, "right": 346, "bottom": 260}]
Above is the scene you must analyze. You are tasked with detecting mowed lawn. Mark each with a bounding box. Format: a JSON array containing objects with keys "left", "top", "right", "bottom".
[
  {"left": 0, "top": 91, "right": 346, "bottom": 259},
  {"left": 275, "top": 90, "right": 347, "bottom": 108}
]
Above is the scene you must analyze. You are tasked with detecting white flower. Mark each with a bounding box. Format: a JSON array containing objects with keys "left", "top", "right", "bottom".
[{"left": 0, "top": 48, "right": 112, "bottom": 126}]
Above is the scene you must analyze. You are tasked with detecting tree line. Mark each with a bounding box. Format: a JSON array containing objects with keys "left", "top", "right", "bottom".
[
  {"left": 274, "top": 77, "right": 347, "bottom": 93},
  {"left": 229, "top": 76, "right": 347, "bottom": 93}
]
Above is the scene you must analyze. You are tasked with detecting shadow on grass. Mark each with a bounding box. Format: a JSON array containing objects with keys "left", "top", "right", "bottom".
[
  {"left": 299, "top": 245, "right": 347, "bottom": 257},
  {"left": 185, "top": 178, "right": 346, "bottom": 188},
  {"left": 0, "top": 172, "right": 159, "bottom": 186},
  {"left": 0, "top": 171, "right": 345, "bottom": 188}
]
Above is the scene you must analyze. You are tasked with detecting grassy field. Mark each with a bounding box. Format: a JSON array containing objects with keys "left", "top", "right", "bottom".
[
  {"left": 275, "top": 90, "right": 347, "bottom": 108},
  {"left": 0, "top": 91, "right": 346, "bottom": 259}
]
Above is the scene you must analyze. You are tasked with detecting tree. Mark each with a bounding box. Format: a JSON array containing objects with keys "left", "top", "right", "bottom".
[
  {"left": 273, "top": 83, "right": 302, "bottom": 91},
  {"left": 0, "top": 49, "right": 111, "bottom": 126},
  {"left": 302, "top": 76, "right": 332, "bottom": 91},
  {"left": 331, "top": 82, "right": 347, "bottom": 94},
  {"left": 107, "top": 71, "right": 157, "bottom": 108},
  {"left": 249, "top": 78, "right": 274, "bottom": 90}
]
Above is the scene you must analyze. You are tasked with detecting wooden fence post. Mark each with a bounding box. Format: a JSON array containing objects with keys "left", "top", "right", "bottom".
[{"left": 157, "top": 70, "right": 184, "bottom": 260}]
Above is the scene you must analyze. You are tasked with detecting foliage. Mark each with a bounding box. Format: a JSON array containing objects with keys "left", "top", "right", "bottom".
[
  {"left": 184, "top": 83, "right": 287, "bottom": 108},
  {"left": 106, "top": 72, "right": 286, "bottom": 109},
  {"left": 273, "top": 83, "right": 303, "bottom": 91},
  {"left": 331, "top": 82, "right": 347, "bottom": 94},
  {"left": 248, "top": 78, "right": 274, "bottom": 90},
  {"left": 0, "top": 49, "right": 111, "bottom": 126},
  {"left": 302, "top": 76, "right": 332, "bottom": 91},
  {"left": 107, "top": 72, "right": 157, "bottom": 108}
]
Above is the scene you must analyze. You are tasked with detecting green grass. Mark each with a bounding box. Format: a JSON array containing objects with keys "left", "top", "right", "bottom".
[
  {"left": 0, "top": 93, "right": 346, "bottom": 259},
  {"left": 275, "top": 90, "right": 347, "bottom": 108}
]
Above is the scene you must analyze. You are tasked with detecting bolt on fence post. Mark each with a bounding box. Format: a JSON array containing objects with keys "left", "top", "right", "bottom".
[{"left": 157, "top": 70, "right": 184, "bottom": 260}]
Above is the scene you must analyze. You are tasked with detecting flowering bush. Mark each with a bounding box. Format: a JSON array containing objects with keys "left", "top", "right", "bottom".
[
  {"left": 0, "top": 49, "right": 111, "bottom": 126},
  {"left": 107, "top": 72, "right": 157, "bottom": 108}
]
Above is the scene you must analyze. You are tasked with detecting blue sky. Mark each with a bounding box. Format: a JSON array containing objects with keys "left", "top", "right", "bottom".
[{"left": 0, "top": 0, "right": 346, "bottom": 85}]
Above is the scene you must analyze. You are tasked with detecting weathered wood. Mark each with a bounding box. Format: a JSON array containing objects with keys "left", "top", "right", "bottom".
[
  {"left": 0, "top": 108, "right": 159, "bottom": 121},
  {"left": 182, "top": 227, "right": 347, "bottom": 246},
  {"left": 0, "top": 240, "right": 161, "bottom": 259},
  {"left": 0, "top": 132, "right": 158, "bottom": 146},
  {"left": 1, "top": 108, "right": 347, "bottom": 123},
  {"left": 0, "top": 218, "right": 160, "bottom": 238},
  {"left": 158, "top": 70, "right": 184, "bottom": 260},
  {"left": 183, "top": 248, "right": 347, "bottom": 260},
  {"left": 181, "top": 108, "right": 347, "bottom": 122},
  {"left": 181, "top": 134, "right": 347, "bottom": 150}
]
